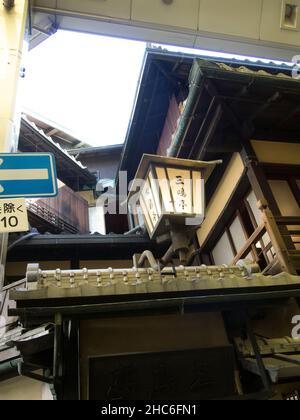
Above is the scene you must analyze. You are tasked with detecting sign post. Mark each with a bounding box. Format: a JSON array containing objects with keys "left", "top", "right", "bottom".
[
  {"left": 0, "top": 152, "right": 58, "bottom": 289},
  {"left": 0, "top": 152, "right": 58, "bottom": 234},
  {"left": 0, "top": 1, "right": 28, "bottom": 290},
  {"left": 0, "top": 198, "right": 28, "bottom": 233}
]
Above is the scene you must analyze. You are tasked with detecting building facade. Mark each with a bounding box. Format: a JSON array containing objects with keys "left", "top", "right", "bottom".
[
  {"left": 1, "top": 49, "right": 300, "bottom": 400},
  {"left": 121, "top": 51, "right": 300, "bottom": 277}
]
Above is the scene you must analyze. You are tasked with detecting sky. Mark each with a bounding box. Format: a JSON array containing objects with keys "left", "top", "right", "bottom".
[
  {"left": 22, "top": 31, "right": 146, "bottom": 147},
  {"left": 22, "top": 31, "right": 292, "bottom": 148}
]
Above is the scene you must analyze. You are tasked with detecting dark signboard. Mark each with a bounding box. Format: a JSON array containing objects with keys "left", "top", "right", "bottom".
[{"left": 89, "top": 347, "right": 235, "bottom": 400}]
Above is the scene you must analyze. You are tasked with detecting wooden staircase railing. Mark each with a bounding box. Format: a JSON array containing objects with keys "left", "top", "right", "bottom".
[
  {"left": 231, "top": 205, "right": 300, "bottom": 275},
  {"left": 27, "top": 202, "right": 79, "bottom": 234}
]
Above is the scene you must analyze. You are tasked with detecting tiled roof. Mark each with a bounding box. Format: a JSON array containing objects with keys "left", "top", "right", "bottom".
[
  {"left": 19, "top": 117, "right": 97, "bottom": 190},
  {"left": 215, "top": 62, "right": 293, "bottom": 79},
  {"left": 22, "top": 115, "right": 87, "bottom": 170}
]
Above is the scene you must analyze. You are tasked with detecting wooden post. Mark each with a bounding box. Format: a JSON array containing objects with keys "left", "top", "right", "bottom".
[
  {"left": 241, "top": 140, "right": 296, "bottom": 270},
  {"left": 258, "top": 200, "right": 297, "bottom": 275}
]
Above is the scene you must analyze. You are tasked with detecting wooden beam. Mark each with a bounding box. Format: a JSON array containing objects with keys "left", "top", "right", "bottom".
[
  {"left": 2, "top": 279, "right": 26, "bottom": 292},
  {"left": 262, "top": 163, "right": 300, "bottom": 177},
  {"left": 241, "top": 139, "right": 296, "bottom": 267},
  {"left": 189, "top": 78, "right": 265, "bottom": 161},
  {"left": 62, "top": 319, "right": 80, "bottom": 400},
  {"left": 153, "top": 61, "right": 181, "bottom": 89},
  {"left": 196, "top": 104, "right": 223, "bottom": 160},
  {"left": 176, "top": 84, "right": 206, "bottom": 158},
  {"left": 289, "top": 178, "right": 300, "bottom": 208},
  {"left": 45, "top": 128, "right": 59, "bottom": 137},
  {"left": 260, "top": 201, "right": 297, "bottom": 275},
  {"left": 254, "top": 130, "right": 300, "bottom": 143},
  {"left": 241, "top": 141, "right": 283, "bottom": 213},
  {"left": 187, "top": 96, "right": 217, "bottom": 158},
  {"left": 204, "top": 78, "right": 260, "bottom": 141},
  {"left": 274, "top": 103, "right": 300, "bottom": 129},
  {"left": 275, "top": 216, "right": 300, "bottom": 226},
  {"left": 231, "top": 223, "right": 266, "bottom": 265},
  {"left": 205, "top": 138, "right": 241, "bottom": 154},
  {"left": 246, "top": 92, "right": 280, "bottom": 124}
]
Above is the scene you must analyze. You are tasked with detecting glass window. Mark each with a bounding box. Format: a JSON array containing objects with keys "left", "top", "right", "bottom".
[
  {"left": 246, "top": 190, "right": 262, "bottom": 226},
  {"left": 246, "top": 190, "right": 271, "bottom": 248},
  {"left": 229, "top": 216, "right": 252, "bottom": 261},
  {"left": 212, "top": 232, "right": 235, "bottom": 266},
  {"left": 229, "top": 216, "right": 246, "bottom": 253}
]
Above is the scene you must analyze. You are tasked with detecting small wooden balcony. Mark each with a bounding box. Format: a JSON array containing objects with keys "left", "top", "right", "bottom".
[
  {"left": 27, "top": 183, "right": 89, "bottom": 235},
  {"left": 231, "top": 206, "right": 300, "bottom": 275},
  {"left": 27, "top": 201, "right": 79, "bottom": 234}
]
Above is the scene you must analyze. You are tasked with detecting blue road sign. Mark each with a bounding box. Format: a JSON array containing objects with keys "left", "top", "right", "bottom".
[{"left": 0, "top": 153, "right": 58, "bottom": 199}]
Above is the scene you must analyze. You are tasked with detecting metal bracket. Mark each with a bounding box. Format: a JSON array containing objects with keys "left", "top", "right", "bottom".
[
  {"left": 18, "top": 361, "right": 53, "bottom": 384},
  {"left": 136, "top": 251, "right": 160, "bottom": 271}
]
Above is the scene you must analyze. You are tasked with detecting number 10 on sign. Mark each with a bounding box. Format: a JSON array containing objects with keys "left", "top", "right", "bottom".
[{"left": 0, "top": 198, "right": 29, "bottom": 233}]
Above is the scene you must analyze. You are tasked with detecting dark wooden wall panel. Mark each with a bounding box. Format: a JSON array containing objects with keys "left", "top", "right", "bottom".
[
  {"left": 36, "top": 184, "right": 89, "bottom": 233},
  {"left": 157, "top": 95, "right": 180, "bottom": 156}
]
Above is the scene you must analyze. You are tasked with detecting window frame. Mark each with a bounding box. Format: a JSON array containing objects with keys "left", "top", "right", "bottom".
[{"left": 210, "top": 205, "right": 257, "bottom": 266}]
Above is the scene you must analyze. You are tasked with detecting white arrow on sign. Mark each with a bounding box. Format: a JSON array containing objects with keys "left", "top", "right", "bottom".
[{"left": 0, "top": 159, "right": 49, "bottom": 193}]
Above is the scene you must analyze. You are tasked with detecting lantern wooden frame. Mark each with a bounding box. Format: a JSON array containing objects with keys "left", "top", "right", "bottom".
[{"left": 129, "top": 155, "right": 222, "bottom": 239}]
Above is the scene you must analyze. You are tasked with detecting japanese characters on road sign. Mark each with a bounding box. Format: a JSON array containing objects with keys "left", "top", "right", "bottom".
[{"left": 0, "top": 198, "right": 29, "bottom": 233}]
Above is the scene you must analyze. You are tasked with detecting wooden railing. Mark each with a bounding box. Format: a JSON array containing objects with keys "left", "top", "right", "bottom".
[
  {"left": 274, "top": 216, "right": 300, "bottom": 272},
  {"left": 231, "top": 205, "right": 300, "bottom": 274},
  {"left": 27, "top": 202, "right": 78, "bottom": 234},
  {"left": 231, "top": 223, "right": 266, "bottom": 266}
]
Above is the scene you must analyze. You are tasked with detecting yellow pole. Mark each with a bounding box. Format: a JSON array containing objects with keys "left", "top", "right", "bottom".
[{"left": 0, "top": 0, "right": 28, "bottom": 289}]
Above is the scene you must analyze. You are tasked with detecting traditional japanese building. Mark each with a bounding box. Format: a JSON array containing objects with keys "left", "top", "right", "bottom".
[
  {"left": 1, "top": 48, "right": 300, "bottom": 401},
  {"left": 120, "top": 49, "right": 300, "bottom": 275}
]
